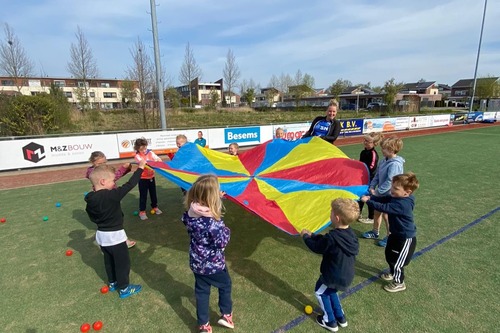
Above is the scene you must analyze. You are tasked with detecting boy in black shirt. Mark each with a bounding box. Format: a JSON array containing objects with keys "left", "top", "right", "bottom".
[
  {"left": 301, "top": 198, "right": 360, "bottom": 332},
  {"left": 85, "top": 159, "right": 146, "bottom": 299}
]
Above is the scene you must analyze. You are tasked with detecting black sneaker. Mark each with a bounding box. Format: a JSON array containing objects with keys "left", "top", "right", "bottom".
[
  {"left": 337, "top": 316, "right": 348, "bottom": 328},
  {"left": 316, "top": 315, "right": 338, "bottom": 332}
]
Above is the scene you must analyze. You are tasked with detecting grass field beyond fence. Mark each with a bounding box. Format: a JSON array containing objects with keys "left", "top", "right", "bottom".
[{"left": 1, "top": 126, "right": 499, "bottom": 333}]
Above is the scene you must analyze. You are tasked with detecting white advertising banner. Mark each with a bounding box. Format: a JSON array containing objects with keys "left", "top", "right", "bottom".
[
  {"left": 363, "top": 117, "right": 409, "bottom": 133},
  {"left": 116, "top": 129, "right": 202, "bottom": 158},
  {"left": 430, "top": 114, "right": 451, "bottom": 127},
  {"left": 272, "top": 123, "right": 310, "bottom": 141},
  {"left": 0, "top": 134, "right": 118, "bottom": 171},
  {"left": 409, "top": 116, "right": 430, "bottom": 129}
]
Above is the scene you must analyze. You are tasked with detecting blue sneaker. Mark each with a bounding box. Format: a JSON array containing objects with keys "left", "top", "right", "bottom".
[
  {"left": 377, "top": 236, "right": 388, "bottom": 247},
  {"left": 108, "top": 281, "right": 117, "bottom": 292},
  {"left": 362, "top": 230, "right": 379, "bottom": 239},
  {"left": 316, "top": 315, "right": 338, "bottom": 332},
  {"left": 119, "top": 284, "right": 142, "bottom": 299}
]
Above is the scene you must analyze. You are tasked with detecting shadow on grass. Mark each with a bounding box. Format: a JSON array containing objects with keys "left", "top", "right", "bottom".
[
  {"left": 131, "top": 245, "right": 198, "bottom": 332},
  {"left": 67, "top": 229, "right": 107, "bottom": 282},
  {"left": 223, "top": 202, "right": 311, "bottom": 311}
]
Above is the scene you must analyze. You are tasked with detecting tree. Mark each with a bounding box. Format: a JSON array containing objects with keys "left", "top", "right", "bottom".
[
  {"left": 329, "top": 79, "right": 352, "bottom": 99},
  {"left": 164, "top": 86, "right": 181, "bottom": 109},
  {"left": 179, "top": 42, "right": 202, "bottom": 107},
  {"left": 241, "top": 87, "right": 255, "bottom": 106},
  {"left": 120, "top": 80, "right": 137, "bottom": 108},
  {"left": 382, "top": 78, "right": 404, "bottom": 112},
  {"left": 474, "top": 76, "right": 500, "bottom": 100},
  {"left": 67, "top": 26, "right": 99, "bottom": 111},
  {"left": 0, "top": 23, "right": 35, "bottom": 92},
  {"left": 206, "top": 88, "right": 219, "bottom": 110},
  {"left": 126, "top": 37, "right": 154, "bottom": 128},
  {"left": 277, "top": 73, "right": 293, "bottom": 102},
  {"left": 302, "top": 73, "right": 315, "bottom": 89},
  {"left": 294, "top": 69, "right": 303, "bottom": 85},
  {"left": 222, "top": 49, "right": 240, "bottom": 107}
]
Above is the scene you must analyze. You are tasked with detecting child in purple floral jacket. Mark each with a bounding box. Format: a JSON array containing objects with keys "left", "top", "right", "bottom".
[{"left": 182, "top": 175, "right": 233, "bottom": 333}]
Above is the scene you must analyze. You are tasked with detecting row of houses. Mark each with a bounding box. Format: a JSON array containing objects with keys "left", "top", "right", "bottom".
[{"left": 0, "top": 75, "right": 498, "bottom": 110}]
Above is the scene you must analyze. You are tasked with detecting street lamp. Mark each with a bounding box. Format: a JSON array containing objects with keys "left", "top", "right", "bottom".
[{"left": 469, "top": 0, "right": 488, "bottom": 116}]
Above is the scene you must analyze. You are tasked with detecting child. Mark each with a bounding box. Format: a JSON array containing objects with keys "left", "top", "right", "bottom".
[
  {"left": 361, "top": 136, "right": 405, "bottom": 247},
  {"left": 275, "top": 127, "right": 285, "bottom": 139},
  {"left": 360, "top": 172, "right": 419, "bottom": 292},
  {"left": 182, "top": 175, "right": 233, "bottom": 333},
  {"left": 228, "top": 143, "right": 239, "bottom": 156},
  {"left": 167, "top": 134, "right": 188, "bottom": 160},
  {"left": 195, "top": 131, "right": 207, "bottom": 147},
  {"left": 134, "top": 138, "right": 163, "bottom": 221},
  {"left": 85, "top": 160, "right": 146, "bottom": 299},
  {"left": 86, "top": 151, "right": 136, "bottom": 249},
  {"left": 357, "top": 133, "right": 383, "bottom": 224},
  {"left": 301, "top": 198, "right": 359, "bottom": 332}
]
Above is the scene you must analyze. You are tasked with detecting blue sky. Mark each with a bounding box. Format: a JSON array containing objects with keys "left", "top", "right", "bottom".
[{"left": 1, "top": 0, "right": 499, "bottom": 89}]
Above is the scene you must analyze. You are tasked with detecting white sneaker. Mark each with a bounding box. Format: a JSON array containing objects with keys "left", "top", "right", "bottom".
[
  {"left": 358, "top": 218, "right": 374, "bottom": 224},
  {"left": 153, "top": 207, "right": 163, "bottom": 215},
  {"left": 139, "top": 211, "right": 148, "bottom": 220}
]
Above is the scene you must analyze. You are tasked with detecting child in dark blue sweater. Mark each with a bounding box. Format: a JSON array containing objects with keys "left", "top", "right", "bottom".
[
  {"left": 361, "top": 172, "right": 420, "bottom": 293},
  {"left": 301, "top": 198, "right": 360, "bottom": 332}
]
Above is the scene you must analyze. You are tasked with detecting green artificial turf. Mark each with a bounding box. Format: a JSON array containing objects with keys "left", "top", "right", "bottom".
[{"left": 0, "top": 125, "right": 499, "bottom": 332}]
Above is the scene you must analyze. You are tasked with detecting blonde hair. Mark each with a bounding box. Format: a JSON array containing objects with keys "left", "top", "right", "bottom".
[
  {"left": 328, "top": 99, "right": 338, "bottom": 108},
  {"left": 89, "top": 151, "right": 106, "bottom": 163},
  {"left": 380, "top": 136, "right": 403, "bottom": 154},
  {"left": 363, "top": 132, "right": 383, "bottom": 146},
  {"left": 331, "top": 198, "right": 359, "bottom": 226},
  {"left": 176, "top": 134, "right": 188, "bottom": 143},
  {"left": 184, "top": 175, "right": 223, "bottom": 220},
  {"left": 88, "top": 165, "right": 115, "bottom": 187},
  {"left": 392, "top": 172, "right": 420, "bottom": 193}
]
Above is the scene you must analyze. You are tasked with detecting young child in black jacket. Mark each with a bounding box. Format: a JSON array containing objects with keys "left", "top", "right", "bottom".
[
  {"left": 361, "top": 172, "right": 420, "bottom": 293},
  {"left": 85, "top": 159, "right": 146, "bottom": 299},
  {"left": 301, "top": 198, "right": 360, "bottom": 332}
]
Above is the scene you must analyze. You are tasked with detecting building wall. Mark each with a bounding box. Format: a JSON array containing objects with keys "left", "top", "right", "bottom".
[{"left": 0, "top": 76, "right": 139, "bottom": 109}]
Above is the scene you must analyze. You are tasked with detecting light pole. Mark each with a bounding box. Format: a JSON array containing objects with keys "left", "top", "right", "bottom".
[
  {"left": 150, "top": 0, "right": 167, "bottom": 130},
  {"left": 468, "top": 0, "right": 488, "bottom": 116}
]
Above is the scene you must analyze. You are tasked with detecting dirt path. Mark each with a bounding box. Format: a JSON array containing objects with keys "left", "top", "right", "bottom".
[{"left": 1, "top": 122, "right": 498, "bottom": 190}]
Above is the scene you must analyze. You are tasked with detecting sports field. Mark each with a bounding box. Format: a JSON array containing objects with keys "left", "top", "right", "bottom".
[{"left": 1, "top": 125, "right": 499, "bottom": 332}]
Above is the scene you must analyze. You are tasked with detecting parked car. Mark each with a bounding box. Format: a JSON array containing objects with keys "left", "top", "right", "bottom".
[
  {"left": 341, "top": 103, "right": 357, "bottom": 110},
  {"left": 366, "top": 102, "right": 387, "bottom": 110}
]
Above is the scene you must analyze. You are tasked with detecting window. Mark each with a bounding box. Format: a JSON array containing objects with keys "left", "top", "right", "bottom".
[
  {"left": 100, "top": 82, "right": 110, "bottom": 88},
  {"left": 90, "top": 92, "right": 95, "bottom": 98},
  {"left": 1, "top": 80, "right": 14, "bottom": 86},
  {"left": 54, "top": 80, "right": 65, "bottom": 87},
  {"left": 65, "top": 92, "right": 72, "bottom": 98},
  {"left": 103, "top": 92, "right": 117, "bottom": 98},
  {"left": 455, "top": 90, "right": 467, "bottom": 96},
  {"left": 78, "top": 81, "right": 89, "bottom": 88}
]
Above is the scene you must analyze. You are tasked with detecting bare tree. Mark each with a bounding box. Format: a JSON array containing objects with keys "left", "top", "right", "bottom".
[
  {"left": 222, "top": 49, "right": 240, "bottom": 107},
  {"left": 277, "top": 73, "right": 292, "bottom": 102},
  {"left": 0, "top": 23, "right": 35, "bottom": 92},
  {"left": 67, "top": 26, "right": 99, "bottom": 111},
  {"left": 179, "top": 42, "right": 202, "bottom": 107},
  {"left": 126, "top": 37, "right": 154, "bottom": 128}
]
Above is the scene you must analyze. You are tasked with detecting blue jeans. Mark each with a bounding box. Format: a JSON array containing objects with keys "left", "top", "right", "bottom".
[
  {"left": 194, "top": 268, "right": 232, "bottom": 325},
  {"left": 314, "top": 277, "right": 345, "bottom": 324}
]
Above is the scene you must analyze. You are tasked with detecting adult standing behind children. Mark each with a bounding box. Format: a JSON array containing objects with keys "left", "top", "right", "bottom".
[
  {"left": 301, "top": 198, "right": 360, "bottom": 332},
  {"left": 357, "top": 133, "right": 383, "bottom": 224},
  {"left": 182, "top": 175, "right": 234, "bottom": 333},
  {"left": 228, "top": 143, "right": 239, "bottom": 156},
  {"left": 361, "top": 136, "right": 405, "bottom": 247},
  {"left": 86, "top": 151, "right": 136, "bottom": 248},
  {"left": 361, "top": 172, "right": 419, "bottom": 292},
  {"left": 85, "top": 160, "right": 146, "bottom": 299},
  {"left": 195, "top": 131, "right": 207, "bottom": 147},
  {"left": 302, "top": 99, "right": 341, "bottom": 144},
  {"left": 134, "top": 138, "right": 163, "bottom": 221}
]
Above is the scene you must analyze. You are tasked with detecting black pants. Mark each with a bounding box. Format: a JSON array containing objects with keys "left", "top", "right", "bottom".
[
  {"left": 358, "top": 201, "right": 374, "bottom": 219},
  {"left": 100, "top": 241, "right": 130, "bottom": 290},
  {"left": 385, "top": 235, "right": 416, "bottom": 284},
  {"left": 138, "top": 177, "right": 158, "bottom": 211}
]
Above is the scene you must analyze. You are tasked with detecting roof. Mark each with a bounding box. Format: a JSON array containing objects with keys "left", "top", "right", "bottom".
[
  {"left": 452, "top": 77, "right": 499, "bottom": 88},
  {"left": 402, "top": 81, "right": 436, "bottom": 90}
]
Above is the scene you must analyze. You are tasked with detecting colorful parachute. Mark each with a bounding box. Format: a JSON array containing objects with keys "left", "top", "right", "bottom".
[{"left": 148, "top": 137, "right": 369, "bottom": 235}]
